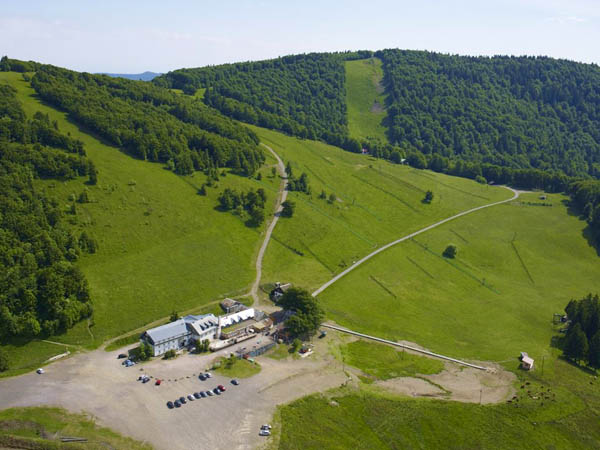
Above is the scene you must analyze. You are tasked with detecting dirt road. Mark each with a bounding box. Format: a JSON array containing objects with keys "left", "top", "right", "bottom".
[
  {"left": 250, "top": 143, "right": 288, "bottom": 306},
  {"left": 312, "top": 186, "right": 519, "bottom": 296},
  {"left": 0, "top": 339, "right": 346, "bottom": 450}
]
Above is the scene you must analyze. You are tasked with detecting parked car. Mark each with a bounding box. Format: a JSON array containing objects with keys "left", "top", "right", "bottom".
[
  {"left": 231, "top": 379, "right": 239, "bottom": 386},
  {"left": 193, "top": 392, "right": 201, "bottom": 399},
  {"left": 180, "top": 396, "right": 186, "bottom": 404},
  {"left": 198, "top": 374, "right": 206, "bottom": 381},
  {"left": 218, "top": 385, "right": 226, "bottom": 392},
  {"left": 187, "top": 394, "right": 194, "bottom": 401},
  {"left": 261, "top": 424, "right": 272, "bottom": 430},
  {"left": 259, "top": 429, "right": 271, "bottom": 436},
  {"left": 167, "top": 401, "right": 174, "bottom": 409},
  {"left": 118, "top": 353, "right": 128, "bottom": 359},
  {"left": 206, "top": 390, "right": 214, "bottom": 396},
  {"left": 174, "top": 400, "right": 181, "bottom": 408},
  {"left": 205, "top": 372, "right": 212, "bottom": 378},
  {"left": 155, "top": 379, "right": 162, "bottom": 386},
  {"left": 213, "top": 388, "right": 221, "bottom": 395},
  {"left": 200, "top": 391, "right": 207, "bottom": 398},
  {"left": 36, "top": 368, "right": 44, "bottom": 374},
  {"left": 142, "top": 377, "right": 150, "bottom": 383}
]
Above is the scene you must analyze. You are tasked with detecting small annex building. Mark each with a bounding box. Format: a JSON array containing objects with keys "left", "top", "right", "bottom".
[
  {"left": 141, "top": 314, "right": 219, "bottom": 357},
  {"left": 520, "top": 352, "right": 534, "bottom": 370}
]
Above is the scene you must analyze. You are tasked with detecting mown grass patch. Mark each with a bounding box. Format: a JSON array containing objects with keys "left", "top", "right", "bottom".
[
  {"left": 0, "top": 407, "right": 151, "bottom": 449},
  {"left": 212, "top": 356, "right": 261, "bottom": 378},
  {"left": 341, "top": 340, "right": 444, "bottom": 380},
  {"left": 345, "top": 58, "right": 388, "bottom": 142}
]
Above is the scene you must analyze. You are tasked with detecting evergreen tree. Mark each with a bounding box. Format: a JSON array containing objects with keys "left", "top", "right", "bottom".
[{"left": 564, "top": 323, "right": 589, "bottom": 364}]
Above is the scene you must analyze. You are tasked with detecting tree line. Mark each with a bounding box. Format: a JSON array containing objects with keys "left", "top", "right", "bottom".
[
  {"left": 568, "top": 180, "right": 600, "bottom": 243},
  {"left": 30, "top": 63, "right": 264, "bottom": 176},
  {"left": 563, "top": 294, "right": 600, "bottom": 368},
  {"left": 0, "top": 85, "right": 94, "bottom": 349}
]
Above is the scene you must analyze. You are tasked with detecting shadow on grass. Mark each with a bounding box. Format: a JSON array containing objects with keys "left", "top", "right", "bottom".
[
  {"left": 561, "top": 199, "right": 600, "bottom": 257},
  {"left": 557, "top": 354, "right": 598, "bottom": 376}
]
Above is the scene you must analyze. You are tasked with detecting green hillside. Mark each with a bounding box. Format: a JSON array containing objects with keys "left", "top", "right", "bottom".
[
  {"left": 0, "top": 72, "right": 278, "bottom": 374},
  {"left": 345, "top": 57, "right": 388, "bottom": 143},
  {"left": 318, "top": 190, "right": 600, "bottom": 362},
  {"left": 0, "top": 407, "right": 151, "bottom": 449},
  {"left": 250, "top": 126, "right": 512, "bottom": 291}
]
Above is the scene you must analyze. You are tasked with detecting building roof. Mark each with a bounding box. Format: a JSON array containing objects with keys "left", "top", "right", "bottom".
[
  {"left": 145, "top": 319, "right": 189, "bottom": 345},
  {"left": 522, "top": 356, "right": 534, "bottom": 366},
  {"left": 188, "top": 314, "right": 218, "bottom": 336},
  {"left": 220, "top": 308, "right": 255, "bottom": 328},
  {"left": 220, "top": 298, "right": 237, "bottom": 308},
  {"left": 145, "top": 314, "right": 218, "bottom": 344}
]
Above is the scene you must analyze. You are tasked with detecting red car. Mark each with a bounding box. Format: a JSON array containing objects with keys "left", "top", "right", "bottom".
[
  {"left": 217, "top": 384, "right": 226, "bottom": 392},
  {"left": 155, "top": 379, "right": 162, "bottom": 386}
]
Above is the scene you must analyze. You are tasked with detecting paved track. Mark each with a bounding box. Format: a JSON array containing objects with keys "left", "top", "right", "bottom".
[{"left": 312, "top": 186, "right": 519, "bottom": 297}]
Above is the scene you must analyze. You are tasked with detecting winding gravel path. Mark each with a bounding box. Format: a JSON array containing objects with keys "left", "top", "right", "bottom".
[
  {"left": 312, "top": 186, "right": 519, "bottom": 297},
  {"left": 251, "top": 143, "right": 288, "bottom": 306}
]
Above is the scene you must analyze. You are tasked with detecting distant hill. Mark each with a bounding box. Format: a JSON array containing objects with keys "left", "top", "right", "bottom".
[
  {"left": 156, "top": 50, "right": 600, "bottom": 181},
  {"left": 99, "top": 71, "right": 161, "bottom": 81}
]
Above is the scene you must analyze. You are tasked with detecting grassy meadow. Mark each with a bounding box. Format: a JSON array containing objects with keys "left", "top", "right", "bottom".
[
  {"left": 275, "top": 352, "right": 600, "bottom": 450},
  {"left": 0, "top": 72, "right": 279, "bottom": 370},
  {"left": 250, "top": 125, "right": 512, "bottom": 291},
  {"left": 318, "top": 191, "right": 600, "bottom": 363},
  {"left": 0, "top": 407, "right": 151, "bottom": 449},
  {"left": 341, "top": 340, "right": 444, "bottom": 380},
  {"left": 345, "top": 58, "right": 388, "bottom": 142}
]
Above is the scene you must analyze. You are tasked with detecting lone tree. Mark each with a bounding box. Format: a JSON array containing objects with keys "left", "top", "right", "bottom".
[
  {"left": 169, "top": 311, "right": 179, "bottom": 322},
  {"left": 281, "top": 200, "right": 295, "bottom": 217},
  {"left": 285, "top": 161, "right": 293, "bottom": 178},
  {"left": 278, "top": 287, "right": 324, "bottom": 339},
  {"left": 423, "top": 190, "right": 434, "bottom": 203},
  {"left": 443, "top": 244, "right": 457, "bottom": 259},
  {"left": 564, "top": 323, "right": 589, "bottom": 364}
]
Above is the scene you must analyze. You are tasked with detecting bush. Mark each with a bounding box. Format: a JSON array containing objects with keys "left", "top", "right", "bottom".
[
  {"left": 0, "top": 348, "right": 9, "bottom": 372},
  {"left": 423, "top": 190, "right": 434, "bottom": 204},
  {"left": 443, "top": 244, "right": 457, "bottom": 259},
  {"left": 281, "top": 200, "right": 295, "bottom": 217},
  {"left": 164, "top": 349, "right": 176, "bottom": 359}
]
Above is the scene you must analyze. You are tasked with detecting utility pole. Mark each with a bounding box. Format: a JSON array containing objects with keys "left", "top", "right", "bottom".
[{"left": 541, "top": 355, "right": 545, "bottom": 377}]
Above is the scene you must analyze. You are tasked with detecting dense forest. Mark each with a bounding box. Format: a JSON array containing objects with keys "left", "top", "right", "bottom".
[
  {"left": 568, "top": 180, "right": 600, "bottom": 242},
  {"left": 0, "top": 84, "right": 93, "bottom": 341},
  {"left": 154, "top": 52, "right": 371, "bottom": 153},
  {"left": 563, "top": 294, "right": 600, "bottom": 368},
  {"left": 377, "top": 50, "right": 600, "bottom": 179},
  {"left": 30, "top": 64, "right": 265, "bottom": 175}
]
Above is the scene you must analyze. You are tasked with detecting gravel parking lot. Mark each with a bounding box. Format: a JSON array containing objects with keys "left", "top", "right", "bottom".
[{"left": 0, "top": 338, "right": 347, "bottom": 450}]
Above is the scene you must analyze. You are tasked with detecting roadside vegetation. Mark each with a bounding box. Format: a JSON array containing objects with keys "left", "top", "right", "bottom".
[
  {"left": 0, "top": 406, "right": 151, "bottom": 449},
  {"left": 212, "top": 355, "right": 261, "bottom": 378}
]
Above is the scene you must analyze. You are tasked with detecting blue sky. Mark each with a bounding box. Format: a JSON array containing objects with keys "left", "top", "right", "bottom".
[{"left": 1, "top": 0, "right": 598, "bottom": 72}]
